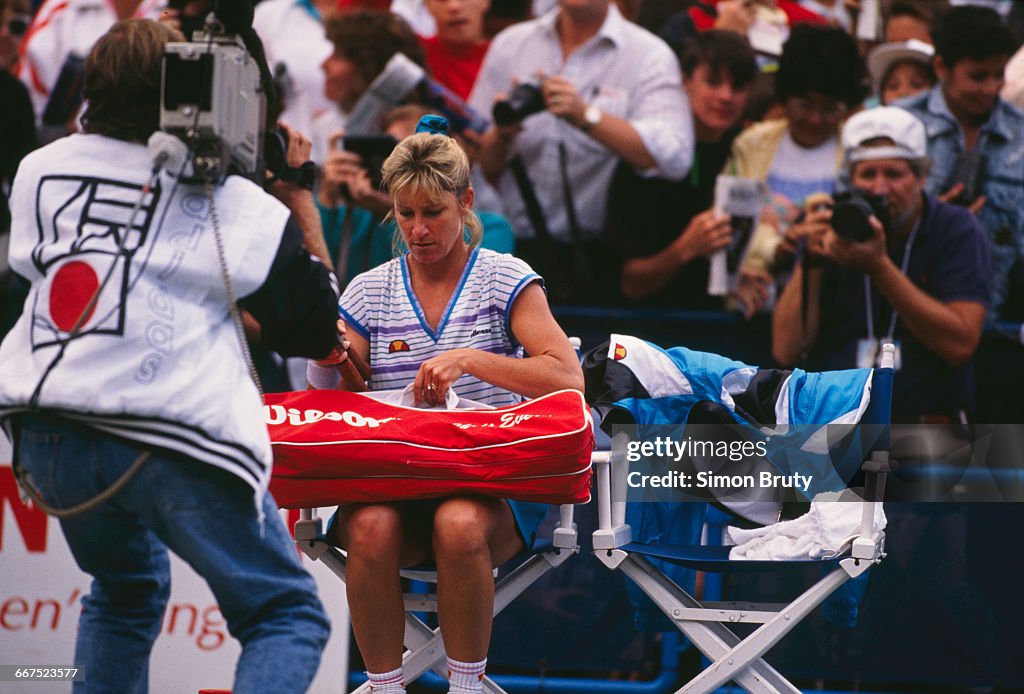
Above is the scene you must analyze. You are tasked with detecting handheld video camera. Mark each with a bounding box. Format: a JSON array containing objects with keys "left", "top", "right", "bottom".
[
  {"left": 831, "top": 189, "right": 890, "bottom": 243},
  {"left": 159, "top": 10, "right": 269, "bottom": 183}
]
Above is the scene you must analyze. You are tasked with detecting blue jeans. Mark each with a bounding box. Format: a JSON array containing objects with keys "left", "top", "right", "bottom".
[{"left": 15, "top": 413, "right": 330, "bottom": 694}]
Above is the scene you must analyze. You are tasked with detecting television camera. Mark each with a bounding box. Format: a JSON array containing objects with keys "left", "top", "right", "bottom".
[{"left": 159, "top": 4, "right": 284, "bottom": 184}]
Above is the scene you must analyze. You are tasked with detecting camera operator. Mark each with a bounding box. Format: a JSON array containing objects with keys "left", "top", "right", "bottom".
[
  {"left": 0, "top": 20, "right": 337, "bottom": 692},
  {"left": 772, "top": 106, "right": 991, "bottom": 425},
  {"left": 468, "top": 0, "right": 693, "bottom": 303}
]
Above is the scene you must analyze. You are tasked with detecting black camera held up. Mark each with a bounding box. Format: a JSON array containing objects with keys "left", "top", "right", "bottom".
[
  {"left": 831, "top": 189, "right": 890, "bottom": 243},
  {"left": 492, "top": 82, "right": 546, "bottom": 127}
]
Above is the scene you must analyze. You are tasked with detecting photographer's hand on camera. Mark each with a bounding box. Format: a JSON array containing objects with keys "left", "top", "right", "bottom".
[
  {"left": 265, "top": 123, "right": 333, "bottom": 270},
  {"left": 320, "top": 149, "right": 391, "bottom": 216},
  {"left": 478, "top": 93, "right": 524, "bottom": 184},
  {"left": 775, "top": 205, "right": 832, "bottom": 268},
  {"left": 821, "top": 214, "right": 889, "bottom": 277},
  {"left": 267, "top": 123, "right": 313, "bottom": 199},
  {"left": 543, "top": 75, "right": 658, "bottom": 170},
  {"left": 319, "top": 131, "right": 394, "bottom": 216},
  {"left": 543, "top": 76, "right": 586, "bottom": 127}
]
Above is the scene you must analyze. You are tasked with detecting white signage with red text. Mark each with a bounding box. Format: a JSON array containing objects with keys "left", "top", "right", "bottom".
[{"left": 0, "top": 435, "right": 349, "bottom": 694}]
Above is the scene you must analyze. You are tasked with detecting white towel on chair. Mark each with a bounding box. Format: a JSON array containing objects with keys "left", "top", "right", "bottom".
[{"left": 726, "top": 491, "right": 886, "bottom": 560}]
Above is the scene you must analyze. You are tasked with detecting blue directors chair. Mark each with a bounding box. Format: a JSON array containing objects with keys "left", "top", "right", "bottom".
[{"left": 583, "top": 334, "right": 894, "bottom": 694}]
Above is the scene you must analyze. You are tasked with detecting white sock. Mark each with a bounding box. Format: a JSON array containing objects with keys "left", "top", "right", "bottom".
[
  {"left": 367, "top": 667, "right": 405, "bottom": 694},
  {"left": 447, "top": 656, "right": 486, "bottom": 694}
]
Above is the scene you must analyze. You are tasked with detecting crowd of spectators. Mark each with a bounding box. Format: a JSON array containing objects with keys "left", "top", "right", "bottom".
[{"left": 3, "top": 0, "right": 1024, "bottom": 417}]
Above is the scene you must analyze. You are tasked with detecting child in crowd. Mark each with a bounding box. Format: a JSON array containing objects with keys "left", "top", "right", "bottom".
[{"left": 867, "top": 38, "right": 936, "bottom": 106}]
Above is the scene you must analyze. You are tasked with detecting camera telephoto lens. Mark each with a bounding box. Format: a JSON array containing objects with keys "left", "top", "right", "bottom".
[
  {"left": 832, "top": 190, "right": 889, "bottom": 243},
  {"left": 492, "top": 82, "right": 546, "bottom": 127}
]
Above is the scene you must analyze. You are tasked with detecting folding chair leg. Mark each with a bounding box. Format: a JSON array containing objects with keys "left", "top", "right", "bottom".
[
  {"left": 480, "top": 676, "right": 509, "bottom": 694},
  {"left": 618, "top": 554, "right": 800, "bottom": 694},
  {"left": 402, "top": 619, "right": 448, "bottom": 678},
  {"left": 323, "top": 543, "right": 556, "bottom": 693},
  {"left": 494, "top": 550, "right": 570, "bottom": 612},
  {"left": 309, "top": 542, "right": 566, "bottom": 693},
  {"left": 680, "top": 565, "right": 851, "bottom": 694},
  {"left": 398, "top": 618, "right": 512, "bottom": 693}
]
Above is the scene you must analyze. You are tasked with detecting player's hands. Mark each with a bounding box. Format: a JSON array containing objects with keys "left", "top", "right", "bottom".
[{"left": 413, "top": 349, "right": 471, "bottom": 406}]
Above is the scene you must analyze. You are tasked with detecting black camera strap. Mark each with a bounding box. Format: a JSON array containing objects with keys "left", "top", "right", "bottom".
[
  {"left": 509, "top": 149, "right": 597, "bottom": 301},
  {"left": 864, "top": 221, "right": 919, "bottom": 343},
  {"left": 509, "top": 155, "right": 555, "bottom": 244},
  {"left": 800, "top": 248, "right": 811, "bottom": 363},
  {"left": 509, "top": 147, "right": 590, "bottom": 248},
  {"left": 558, "top": 142, "right": 595, "bottom": 292},
  {"left": 557, "top": 142, "right": 585, "bottom": 248}
]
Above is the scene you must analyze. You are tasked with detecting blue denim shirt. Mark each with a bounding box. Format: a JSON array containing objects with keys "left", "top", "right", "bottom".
[{"left": 899, "top": 87, "right": 1024, "bottom": 319}]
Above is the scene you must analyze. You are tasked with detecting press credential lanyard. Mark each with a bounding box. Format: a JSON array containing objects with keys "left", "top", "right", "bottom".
[{"left": 864, "top": 221, "right": 919, "bottom": 344}]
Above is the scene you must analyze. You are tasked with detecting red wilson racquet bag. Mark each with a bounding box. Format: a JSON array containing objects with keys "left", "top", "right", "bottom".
[{"left": 265, "top": 389, "right": 594, "bottom": 508}]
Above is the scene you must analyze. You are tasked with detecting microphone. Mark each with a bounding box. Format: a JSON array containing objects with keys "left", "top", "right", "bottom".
[{"left": 147, "top": 131, "right": 191, "bottom": 177}]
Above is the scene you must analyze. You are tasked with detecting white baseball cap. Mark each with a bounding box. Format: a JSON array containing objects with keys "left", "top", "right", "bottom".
[
  {"left": 866, "top": 39, "right": 935, "bottom": 92},
  {"left": 842, "top": 107, "right": 928, "bottom": 164}
]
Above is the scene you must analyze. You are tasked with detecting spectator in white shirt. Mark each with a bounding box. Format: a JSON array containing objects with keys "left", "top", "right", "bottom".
[
  {"left": 17, "top": 0, "right": 164, "bottom": 136},
  {"left": 469, "top": 0, "right": 694, "bottom": 303}
]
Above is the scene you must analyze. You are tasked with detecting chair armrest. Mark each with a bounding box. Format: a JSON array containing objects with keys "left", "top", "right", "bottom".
[
  {"left": 552, "top": 503, "right": 579, "bottom": 550},
  {"left": 294, "top": 508, "right": 322, "bottom": 542},
  {"left": 853, "top": 450, "right": 891, "bottom": 561},
  {"left": 592, "top": 433, "right": 633, "bottom": 550}
]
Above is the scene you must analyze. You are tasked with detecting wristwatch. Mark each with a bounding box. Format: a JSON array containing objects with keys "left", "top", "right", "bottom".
[{"left": 581, "top": 105, "right": 601, "bottom": 131}]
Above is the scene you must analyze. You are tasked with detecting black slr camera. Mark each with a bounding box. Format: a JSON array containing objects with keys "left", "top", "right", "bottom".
[
  {"left": 831, "top": 190, "right": 890, "bottom": 243},
  {"left": 492, "top": 82, "right": 546, "bottom": 127}
]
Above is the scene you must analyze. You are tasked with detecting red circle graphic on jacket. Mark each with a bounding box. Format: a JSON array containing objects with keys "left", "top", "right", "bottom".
[{"left": 50, "top": 260, "right": 100, "bottom": 332}]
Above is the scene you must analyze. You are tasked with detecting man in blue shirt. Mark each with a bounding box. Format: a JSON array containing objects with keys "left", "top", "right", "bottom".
[
  {"left": 772, "top": 105, "right": 999, "bottom": 683},
  {"left": 898, "top": 4, "right": 1023, "bottom": 321},
  {"left": 771, "top": 107, "right": 991, "bottom": 421}
]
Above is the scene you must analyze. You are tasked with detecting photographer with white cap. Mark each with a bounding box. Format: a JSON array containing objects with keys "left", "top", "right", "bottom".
[
  {"left": 772, "top": 106, "right": 1000, "bottom": 674},
  {"left": 771, "top": 106, "right": 991, "bottom": 424}
]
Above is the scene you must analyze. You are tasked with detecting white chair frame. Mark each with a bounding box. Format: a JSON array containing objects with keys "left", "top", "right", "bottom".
[{"left": 589, "top": 348, "right": 895, "bottom": 694}]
